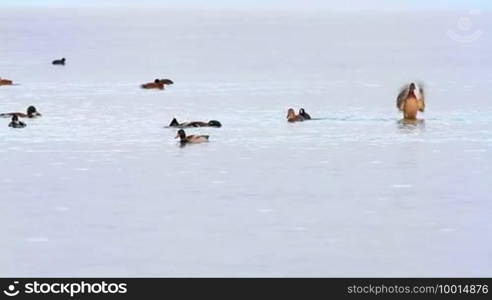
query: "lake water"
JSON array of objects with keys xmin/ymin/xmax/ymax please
[{"xmin": 1, "ymin": 7, "xmax": 491, "ymax": 276}]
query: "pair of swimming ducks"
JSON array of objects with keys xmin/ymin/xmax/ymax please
[
  {"xmin": 1, "ymin": 106, "xmax": 42, "ymax": 128},
  {"xmin": 287, "ymin": 108, "xmax": 311, "ymax": 122},
  {"xmin": 141, "ymin": 78, "xmax": 174, "ymax": 90},
  {"xmin": 169, "ymin": 118, "xmax": 221, "ymax": 144}
]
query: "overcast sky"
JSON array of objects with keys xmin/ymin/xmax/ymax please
[{"xmin": 1, "ymin": 0, "xmax": 488, "ymax": 11}]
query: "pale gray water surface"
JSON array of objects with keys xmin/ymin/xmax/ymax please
[{"xmin": 1, "ymin": 8, "xmax": 491, "ymax": 276}]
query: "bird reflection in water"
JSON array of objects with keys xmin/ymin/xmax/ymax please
[{"xmin": 397, "ymin": 118, "xmax": 425, "ymax": 132}]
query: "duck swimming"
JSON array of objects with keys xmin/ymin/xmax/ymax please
[
  {"xmin": 0, "ymin": 106, "xmax": 42, "ymax": 118},
  {"xmin": 168, "ymin": 118, "xmax": 221, "ymax": 128},
  {"xmin": 0, "ymin": 78, "xmax": 14, "ymax": 86},
  {"xmin": 397, "ymin": 82, "xmax": 425, "ymax": 120},
  {"xmin": 175, "ymin": 129, "xmax": 209, "ymax": 144},
  {"xmin": 298, "ymin": 108, "xmax": 311, "ymax": 120},
  {"xmin": 141, "ymin": 79, "xmax": 165, "ymax": 90},
  {"xmin": 287, "ymin": 108, "xmax": 305, "ymax": 122},
  {"xmin": 52, "ymin": 58, "xmax": 66, "ymax": 65},
  {"xmin": 8, "ymin": 115, "xmax": 26, "ymax": 128}
]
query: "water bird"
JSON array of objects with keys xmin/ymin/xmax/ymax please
[
  {"xmin": 396, "ymin": 82, "xmax": 425, "ymax": 120},
  {"xmin": 175, "ymin": 129, "xmax": 209, "ymax": 144},
  {"xmin": 141, "ymin": 79, "xmax": 165, "ymax": 89},
  {"xmin": 168, "ymin": 118, "xmax": 221, "ymax": 128},
  {"xmin": 298, "ymin": 108, "xmax": 311, "ymax": 120},
  {"xmin": 8, "ymin": 115, "xmax": 26, "ymax": 128},
  {"xmin": 0, "ymin": 78, "xmax": 14, "ymax": 85},
  {"xmin": 0, "ymin": 106, "xmax": 42, "ymax": 118},
  {"xmin": 287, "ymin": 108, "xmax": 305, "ymax": 122},
  {"xmin": 52, "ymin": 58, "xmax": 66, "ymax": 65}
]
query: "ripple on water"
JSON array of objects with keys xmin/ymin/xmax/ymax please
[{"xmin": 392, "ymin": 184, "xmax": 413, "ymax": 188}]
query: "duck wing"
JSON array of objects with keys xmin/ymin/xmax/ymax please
[
  {"xmin": 396, "ymin": 84, "xmax": 409, "ymax": 111},
  {"xmin": 179, "ymin": 121, "xmax": 208, "ymax": 128},
  {"xmin": 0, "ymin": 112, "xmax": 24, "ymax": 118},
  {"xmin": 187, "ymin": 135, "xmax": 209, "ymax": 143},
  {"xmin": 189, "ymin": 121, "xmax": 209, "ymax": 127},
  {"xmin": 417, "ymin": 82, "xmax": 425, "ymax": 112},
  {"xmin": 160, "ymin": 79, "xmax": 174, "ymax": 85}
]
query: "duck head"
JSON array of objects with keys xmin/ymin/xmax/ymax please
[
  {"xmin": 27, "ymin": 106, "xmax": 41, "ymax": 117},
  {"xmin": 299, "ymin": 108, "xmax": 306, "ymax": 115},
  {"xmin": 208, "ymin": 120, "xmax": 222, "ymax": 127},
  {"xmin": 408, "ymin": 83, "xmax": 416, "ymax": 97},
  {"xmin": 11, "ymin": 115, "xmax": 19, "ymax": 122},
  {"xmin": 175, "ymin": 129, "xmax": 186, "ymax": 141},
  {"xmin": 154, "ymin": 79, "xmax": 160, "ymax": 83},
  {"xmin": 287, "ymin": 108, "xmax": 296, "ymax": 119}
]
